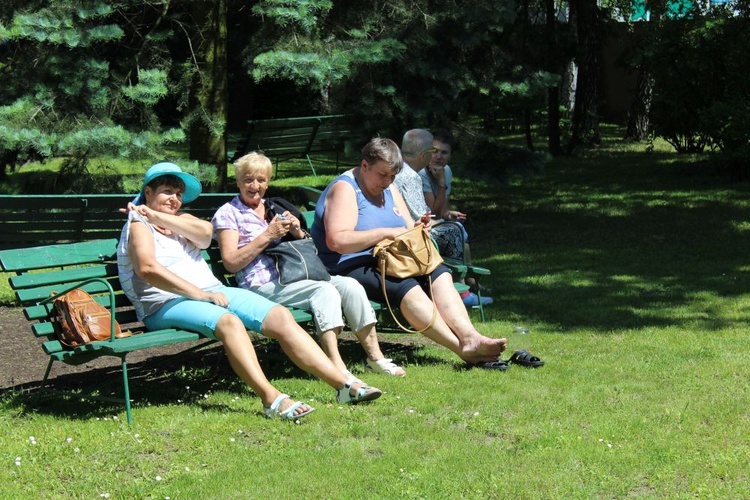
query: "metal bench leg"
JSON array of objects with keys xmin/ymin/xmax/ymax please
[
  {"xmin": 32, "ymin": 358, "xmax": 55, "ymax": 407},
  {"xmin": 121, "ymin": 358, "xmax": 133, "ymax": 425},
  {"xmin": 305, "ymin": 154, "xmax": 317, "ymax": 177},
  {"xmin": 475, "ymin": 289, "xmax": 486, "ymax": 322}
]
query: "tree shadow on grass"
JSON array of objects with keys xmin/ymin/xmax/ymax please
[
  {"xmin": 0, "ymin": 337, "xmax": 443, "ymax": 422},
  {"xmin": 463, "ymin": 150, "xmax": 750, "ymax": 333}
]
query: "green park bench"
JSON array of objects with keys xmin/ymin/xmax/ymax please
[
  {"xmin": 0, "ymin": 192, "xmax": 389, "ymax": 423},
  {"xmin": 230, "ymin": 114, "xmax": 359, "ymax": 177},
  {"xmin": 0, "ymin": 190, "xmax": 490, "ymax": 423},
  {"xmin": 0, "ymin": 236, "xmax": 315, "ymax": 425}
]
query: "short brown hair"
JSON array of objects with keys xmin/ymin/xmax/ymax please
[{"xmin": 361, "ymin": 137, "xmax": 403, "ymax": 173}]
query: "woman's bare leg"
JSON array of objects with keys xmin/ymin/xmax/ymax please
[
  {"xmin": 260, "ymin": 306, "xmax": 380, "ymax": 398},
  {"xmin": 399, "ymin": 276, "xmax": 506, "ymax": 364},
  {"xmin": 353, "ymin": 323, "xmax": 406, "ymax": 376},
  {"xmin": 431, "ymin": 273, "xmax": 506, "ymax": 362},
  {"xmin": 213, "ymin": 313, "xmax": 310, "ymax": 416},
  {"xmin": 317, "ymin": 327, "xmax": 348, "ymax": 372},
  {"xmin": 352, "ymin": 324, "xmax": 383, "ymax": 360}
]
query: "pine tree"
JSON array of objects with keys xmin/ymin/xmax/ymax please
[{"xmin": 0, "ymin": 1, "xmax": 186, "ymax": 184}]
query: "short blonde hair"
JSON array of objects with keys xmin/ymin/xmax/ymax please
[{"xmin": 233, "ymin": 152, "xmax": 273, "ymax": 180}]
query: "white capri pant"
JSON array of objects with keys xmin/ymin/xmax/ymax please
[{"xmin": 251, "ymin": 275, "xmax": 377, "ymax": 335}]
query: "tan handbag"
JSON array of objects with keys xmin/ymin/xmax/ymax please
[
  {"xmin": 52, "ymin": 288, "xmax": 130, "ymax": 348},
  {"xmin": 372, "ymin": 226, "xmax": 443, "ymax": 333}
]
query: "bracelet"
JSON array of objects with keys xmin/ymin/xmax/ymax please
[{"xmin": 438, "ymin": 184, "xmax": 447, "ymax": 189}]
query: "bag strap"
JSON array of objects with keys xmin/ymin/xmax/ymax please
[{"xmin": 378, "ymin": 253, "xmax": 438, "ymax": 334}]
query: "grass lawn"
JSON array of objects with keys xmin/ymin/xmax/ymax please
[{"xmin": 2, "ymin": 131, "xmax": 749, "ymax": 498}]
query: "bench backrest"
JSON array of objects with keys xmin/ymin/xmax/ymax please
[
  {"xmin": 231, "ymin": 114, "xmax": 355, "ymax": 164},
  {"xmin": 298, "ymin": 185, "xmax": 324, "ymax": 209},
  {"xmin": 0, "ymin": 193, "xmax": 237, "ymax": 250}
]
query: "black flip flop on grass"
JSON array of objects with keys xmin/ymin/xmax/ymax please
[{"xmin": 508, "ymin": 349, "xmax": 545, "ymax": 368}]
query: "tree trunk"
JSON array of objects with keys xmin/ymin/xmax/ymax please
[
  {"xmin": 568, "ymin": 0, "xmax": 602, "ymax": 153},
  {"xmin": 524, "ymin": 108, "xmax": 534, "ymax": 151},
  {"xmin": 624, "ymin": 66, "xmax": 653, "ymax": 141},
  {"xmin": 545, "ymin": 0, "xmax": 564, "ymax": 156},
  {"xmin": 188, "ymin": 0, "xmax": 229, "ymax": 191}
]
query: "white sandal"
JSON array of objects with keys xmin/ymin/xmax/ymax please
[
  {"xmin": 365, "ymin": 358, "xmax": 406, "ymax": 377},
  {"xmin": 264, "ymin": 394, "xmax": 315, "ymax": 421},
  {"xmin": 341, "ymin": 369, "xmax": 363, "ymax": 384},
  {"xmin": 336, "ymin": 378, "xmax": 382, "ymax": 404}
]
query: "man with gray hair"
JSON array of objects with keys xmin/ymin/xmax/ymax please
[{"xmin": 394, "ymin": 129, "xmax": 492, "ymax": 307}]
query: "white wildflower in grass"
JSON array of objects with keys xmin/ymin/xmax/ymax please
[
  {"xmin": 99, "ymin": 493, "xmax": 110, "ymax": 498},
  {"xmin": 155, "ymin": 475, "xmax": 163, "ymax": 482},
  {"xmin": 237, "ymin": 429, "xmax": 244, "ymax": 434},
  {"xmin": 134, "ymin": 434, "xmax": 140, "ymax": 439},
  {"xmin": 408, "ymin": 409, "xmax": 415, "ymax": 413},
  {"xmin": 229, "ymin": 437, "xmax": 236, "ymax": 442},
  {"xmin": 607, "ymin": 443, "xmax": 613, "ymax": 448},
  {"xmin": 112, "ymin": 416, "xmax": 119, "ymax": 421},
  {"xmin": 74, "ymin": 447, "xmax": 80, "ymax": 453},
  {"xmin": 14, "ymin": 457, "xmax": 21, "ymax": 466},
  {"xmin": 66, "ymin": 437, "xmax": 73, "ymax": 444},
  {"xmin": 184, "ymin": 467, "xmax": 190, "ymax": 472},
  {"xmin": 473, "ymin": 412, "xmax": 480, "ymax": 416}
]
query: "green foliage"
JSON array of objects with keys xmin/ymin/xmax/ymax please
[
  {"xmin": 122, "ymin": 69, "xmax": 169, "ymax": 106},
  {"xmin": 245, "ymin": 0, "xmax": 521, "ymax": 132},
  {"xmin": 0, "ymin": 0, "xmax": 190, "ymax": 181},
  {"xmin": 251, "ymin": 0, "xmax": 333, "ymax": 32},
  {"xmin": 649, "ymin": 16, "xmax": 750, "ymax": 156}
]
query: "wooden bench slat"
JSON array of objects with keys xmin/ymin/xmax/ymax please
[
  {"xmin": 43, "ymin": 329, "xmax": 204, "ymax": 360},
  {"xmin": 0, "ymin": 239, "xmax": 117, "ymax": 271},
  {"xmin": 16, "ymin": 280, "xmax": 116, "ymax": 304},
  {"xmin": 10, "ymin": 264, "xmax": 112, "ymax": 289}
]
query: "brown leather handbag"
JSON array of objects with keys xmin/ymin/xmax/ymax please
[
  {"xmin": 372, "ymin": 226, "xmax": 443, "ymax": 333},
  {"xmin": 52, "ymin": 288, "xmax": 130, "ymax": 348}
]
